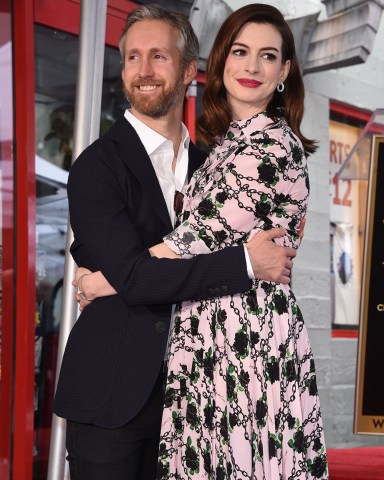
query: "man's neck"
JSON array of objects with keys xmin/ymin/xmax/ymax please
[{"xmin": 130, "ymin": 107, "xmax": 183, "ymax": 152}]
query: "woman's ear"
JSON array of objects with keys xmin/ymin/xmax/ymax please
[{"xmin": 280, "ymin": 59, "xmax": 291, "ymax": 83}]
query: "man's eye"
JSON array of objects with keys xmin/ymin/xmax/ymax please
[
  {"xmin": 127, "ymin": 54, "xmax": 139, "ymax": 62},
  {"xmin": 153, "ymin": 54, "xmax": 166, "ymax": 61},
  {"xmin": 232, "ymin": 49, "xmax": 246, "ymax": 56}
]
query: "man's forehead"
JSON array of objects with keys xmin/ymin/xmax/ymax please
[
  {"xmin": 124, "ymin": 20, "xmax": 180, "ymax": 54},
  {"xmin": 126, "ymin": 19, "xmax": 177, "ymax": 38},
  {"xmin": 125, "ymin": 45, "xmax": 173, "ymax": 55}
]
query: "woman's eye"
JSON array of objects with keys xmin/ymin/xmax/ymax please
[{"xmin": 262, "ymin": 53, "xmax": 277, "ymax": 62}]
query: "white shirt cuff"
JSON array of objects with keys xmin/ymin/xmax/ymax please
[{"xmin": 243, "ymin": 245, "xmax": 255, "ymax": 280}]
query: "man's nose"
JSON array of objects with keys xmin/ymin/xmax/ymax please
[{"xmin": 138, "ymin": 58, "xmax": 154, "ymax": 77}]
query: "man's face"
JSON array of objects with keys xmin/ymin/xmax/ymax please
[{"xmin": 122, "ymin": 19, "xmax": 188, "ymax": 119}]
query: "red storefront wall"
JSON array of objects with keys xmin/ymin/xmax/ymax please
[{"xmin": 1, "ymin": 1, "xmax": 198, "ymax": 478}]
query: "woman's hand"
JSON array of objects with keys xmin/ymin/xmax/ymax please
[{"xmin": 149, "ymin": 242, "xmax": 180, "ymax": 259}]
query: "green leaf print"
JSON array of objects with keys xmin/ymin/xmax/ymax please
[
  {"xmin": 227, "ymin": 131, "xmax": 235, "ymax": 140},
  {"xmin": 228, "ymin": 364, "xmax": 235, "ymax": 374}
]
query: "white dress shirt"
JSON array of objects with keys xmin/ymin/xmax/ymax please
[{"xmin": 125, "ymin": 110, "xmax": 189, "ymax": 226}]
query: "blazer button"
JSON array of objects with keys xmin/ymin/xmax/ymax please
[{"xmin": 155, "ymin": 322, "xmax": 166, "ymax": 333}]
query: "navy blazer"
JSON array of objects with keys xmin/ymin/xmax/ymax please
[{"xmin": 53, "ymin": 116, "xmax": 250, "ymax": 427}]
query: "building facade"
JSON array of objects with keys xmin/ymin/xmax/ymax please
[
  {"xmin": 0, "ymin": 0, "xmax": 383, "ymax": 478},
  {"xmin": 302, "ymin": 7, "xmax": 384, "ymax": 447}
]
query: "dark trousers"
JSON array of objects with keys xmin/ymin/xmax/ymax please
[{"xmin": 66, "ymin": 370, "xmax": 165, "ymax": 480}]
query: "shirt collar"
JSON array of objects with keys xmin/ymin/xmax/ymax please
[{"xmin": 124, "ymin": 109, "xmax": 190, "ymax": 156}]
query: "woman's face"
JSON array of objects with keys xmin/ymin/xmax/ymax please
[{"xmin": 223, "ymin": 22, "xmax": 290, "ymax": 120}]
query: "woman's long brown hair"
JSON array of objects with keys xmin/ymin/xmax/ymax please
[{"xmin": 197, "ymin": 3, "xmax": 317, "ymax": 156}]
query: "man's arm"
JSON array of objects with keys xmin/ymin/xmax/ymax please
[
  {"xmin": 149, "ymin": 228, "xmax": 295, "ymax": 284},
  {"xmin": 75, "ymin": 229, "xmax": 295, "ymax": 306}
]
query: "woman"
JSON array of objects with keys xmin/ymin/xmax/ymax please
[
  {"xmin": 76, "ymin": 4, "xmax": 328, "ymax": 478},
  {"xmin": 155, "ymin": 4, "xmax": 327, "ymax": 478}
]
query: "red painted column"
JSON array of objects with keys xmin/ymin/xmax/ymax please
[
  {"xmin": 184, "ymin": 81, "xmax": 197, "ymax": 143},
  {"xmin": 13, "ymin": 0, "xmax": 36, "ymax": 477},
  {"xmin": 0, "ymin": 3, "xmax": 15, "ymax": 478}
]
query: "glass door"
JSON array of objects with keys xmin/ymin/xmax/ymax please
[{"xmin": 33, "ymin": 23, "xmax": 128, "ymax": 479}]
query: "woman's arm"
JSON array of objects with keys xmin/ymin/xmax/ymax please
[
  {"xmin": 148, "ymin": 243, "xmax": 180, "ymax": 259},
  {"xmin": 163, "ymin": 129, "xmax": 308, "ymax": 259}
]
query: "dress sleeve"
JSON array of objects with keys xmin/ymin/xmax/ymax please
[{"xmin": 164, "ymin": 128, "xmax": 309, "ymax": 258}]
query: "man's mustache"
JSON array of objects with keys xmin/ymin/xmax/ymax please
[{"xmin": 132, "ymin": 80, "xmax": 165, "ymax": 87}]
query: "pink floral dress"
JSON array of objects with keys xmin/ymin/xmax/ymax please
[{"xmin": 157, "ymin": 112, "xmax": 328, "ymax": 479}]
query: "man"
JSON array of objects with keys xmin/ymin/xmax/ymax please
[{"xmin": 53, "ymin": 5, "xmax": 296, "ymax": 480}]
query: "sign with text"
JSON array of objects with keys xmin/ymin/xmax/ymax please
[
  {"xmin": 329, "ymin": 121, "xmax": 363, "ymax": 326},
  {"xmin": 354, "ymin": 136, "xmax": 384, "ymax": 434}
]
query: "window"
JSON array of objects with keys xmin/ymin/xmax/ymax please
[{"xmin": 329, "ymin": 102, "xmax": 370, "ymax": 335}]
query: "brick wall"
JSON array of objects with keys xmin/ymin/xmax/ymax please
[{"xmin": 300, "ymin": 14, "xmax": 384, "ymax": 448}]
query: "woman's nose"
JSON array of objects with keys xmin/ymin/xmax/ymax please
[{"xmin": 245, "ymin": 56, "xmax": 259, "ymax": 74}]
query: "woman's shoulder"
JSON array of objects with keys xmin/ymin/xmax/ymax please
[
  {"xmin": 262, "ymin": 116, "xmax": 296, "ymax": 139},
  {"xmin": 236, "ymin": 115, "xmax": 305, "ymax": 169},
  {"xmin": 239, "ymin": 113, "xmax": 288, "ymax": 141},
  {"xmin": 261, "ymin": 117, "xmax": 304, "ymax": 156}
]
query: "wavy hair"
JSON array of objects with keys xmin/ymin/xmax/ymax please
[{"xmin": 197, "ymin": 3, "xmax": 317, "ymax": 156}]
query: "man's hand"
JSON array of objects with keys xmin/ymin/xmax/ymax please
[
  {"xmin": 246, "ymin": 228, "xmax": 296, "ymax": 284},
  {"xmin": 298, "ymin": 217, "xmax": 306, "ymax": 241}
]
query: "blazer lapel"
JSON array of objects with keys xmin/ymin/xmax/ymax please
[{"xmin": 109, "ymin": 117, "xmax": 172, "ymax": 230}]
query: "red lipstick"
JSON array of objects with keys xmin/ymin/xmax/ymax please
[{"xmin": 237, "ymin": 78, "xmax": 262, "ymax": 88}]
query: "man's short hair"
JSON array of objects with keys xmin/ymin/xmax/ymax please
[{"xmin": 119, "ymin": 3, "xmax": 199, "ymax": 70}]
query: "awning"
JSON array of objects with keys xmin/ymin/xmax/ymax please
[{"xmin": 338, "ymin": 109, "xmax": 384, "ymax": 180}]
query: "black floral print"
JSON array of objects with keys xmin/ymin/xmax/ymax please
[{"xmin": 157, "ymin": 112, "xmax": 327, "ymax": 479}]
